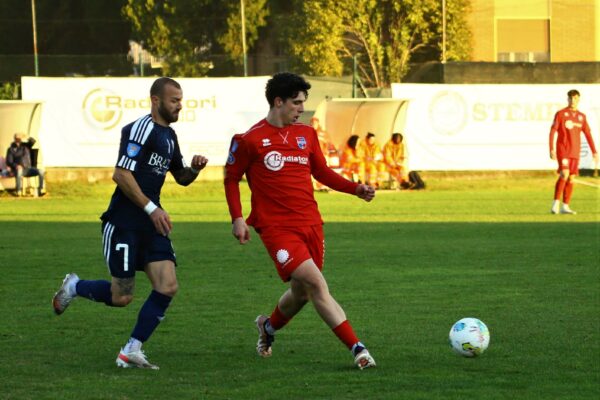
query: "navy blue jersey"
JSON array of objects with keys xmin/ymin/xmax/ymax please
[{"xmin": 101, "ymin": 114, "xmax": 185, "ymax": 230}]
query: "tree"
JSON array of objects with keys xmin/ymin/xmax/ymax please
[
  {"xmin": 285, "ymin": 0, "xmax": 472, "ymax": 87},
  {"xmin": 219, "ymin": 1, "xmax": 269, "ymax": 64},
  {"xmin": 0, "ymin": 0, "xmax": 130, "ymax": 55},
  {"xmin": 122, "ymin": 0, "xmax": 268, "ymax": 76}
]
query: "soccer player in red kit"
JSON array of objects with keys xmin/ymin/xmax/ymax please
[
  {"xmin": 549, "ymin": 89, "xmax": 598, "ymax": 214},
  {"xmin": 224, "ymin": 72, "xmax": 377, "ymax": 369}
]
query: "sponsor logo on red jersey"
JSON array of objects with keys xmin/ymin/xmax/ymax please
[{"xmin": 263, "ymin": 151, "xmax": 308, "ymax": 171}]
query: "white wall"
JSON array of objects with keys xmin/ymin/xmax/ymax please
[{"xmin": 392, "ymin": 83, "xmax": 600, "ymax": 170}]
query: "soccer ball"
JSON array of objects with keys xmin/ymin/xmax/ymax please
[{"xmin": 449, "ymin": 317, "xmax": 490, "ymax": 357}]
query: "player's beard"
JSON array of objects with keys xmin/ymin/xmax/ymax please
[{"xmin": 158, "ymin": 101, "xmax": 179, "ymax": 124}]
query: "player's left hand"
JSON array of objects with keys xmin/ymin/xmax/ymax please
[
  {"xmin": 356, "ymin": 184, "xmax": 375, "ymax": 202},
  {"xmin": 149, "ymin": 207, "xmax": 173, "ymax": 236},
  {"xmin": 191, "ymin": 155, "xmax": 209, "ymax": 172}
]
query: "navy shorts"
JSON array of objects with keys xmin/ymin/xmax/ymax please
[{"xmin": 101, "ymin": 221, "xmax": 176, "ymax": 278}]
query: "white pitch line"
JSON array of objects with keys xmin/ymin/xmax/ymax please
[{"xmin": 572, "ymin": 178, "xmax": 600, "ymax": 188}]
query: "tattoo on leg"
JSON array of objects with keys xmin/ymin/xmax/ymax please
[{"xmin": 116, "ymin": 278, "xmax": 135, "ymax": 296}]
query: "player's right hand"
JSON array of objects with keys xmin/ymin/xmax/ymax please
[
  {"xmin": 356, "ymin": 184, "xmax": 376, "ymax": 202},
  {"xmin": 150, "ymin": 207, "xmax": 173, "ymax": 236},
  {"xmin": 550, "ymin": 150, "xmax": 557, "ymax": 160},
  {"xmin": 232, "ymin": 217, "xmax": 250, "ymax": 244}
]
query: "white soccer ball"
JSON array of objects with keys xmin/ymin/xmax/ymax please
[{"xmin": 449, "ymin": 317, "xmax": 490, "ymax": 357}]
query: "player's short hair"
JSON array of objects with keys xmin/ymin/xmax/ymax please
[
  {"xmin": 392, "ymin": 133, "xmax": 403, "ymax": 142},
  {"xmin": 347, "ymin": 134, "xmax": 359, "ymax": 149},
  {"xmin": 265, "ymin": 72, "xmax": 311, "ymax": 108},
  {"xmin": 150, "ymin": 77, "xmax": 181, "ymax": 98},
  {"xmin": 366, "ymin": 132, "xmax": 375, "ymax": 139},
  {"xmin": 567, "ymin": 89, "xmax": 580, "ymax": 98}
]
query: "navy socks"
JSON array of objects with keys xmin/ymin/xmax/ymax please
[
  {"xmin": 75, "ymin": 280, "xmax": 113, "ymax": 306},
  {"xmin": 75, "ymin": 282, "xmax": 172, "ymax": 344},
  {"xmin": 131, "ymin": 290, "xmax": 172, "ymax": 343}
]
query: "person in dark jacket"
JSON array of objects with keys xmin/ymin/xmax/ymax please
[{"xmin": 5, "ymin": 132, "xmax": 45, "ymax": 196}]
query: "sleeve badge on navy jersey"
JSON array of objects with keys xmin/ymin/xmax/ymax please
[
  {"xmin": 296, "ymin": 136, "xmax": 307, "ymax": 149},
  {"xmin": 227, "ymin": 139, "xmax": 238, "ymax": 164},
  {"xmin": 127, "ymin": 143, "xmax": 142, "ymax": 157}
]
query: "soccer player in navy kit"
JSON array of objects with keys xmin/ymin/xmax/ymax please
[{"xmin": 52, "ymin": 77, "xmax": 208, "ymax": 369}]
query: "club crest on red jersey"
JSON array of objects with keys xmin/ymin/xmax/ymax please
[{"xmin": 296, "ymin": 136, "xmax": 307, "ymax": 149}]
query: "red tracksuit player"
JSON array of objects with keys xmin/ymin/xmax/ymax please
[
  {"xmin": 549, "ymin": 89, "xmax": 598, "ymax": 214},
  {"xmin": 224, "ymin": 72, "xmax": 377, "ymax": 369}
]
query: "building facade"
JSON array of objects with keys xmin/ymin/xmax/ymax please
[{"xmin": 468, "ymin": 0, "xmax": 600, "ymax": 62}]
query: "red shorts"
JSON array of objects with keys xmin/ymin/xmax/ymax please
[
  {"xmin": 557, "ymin": 157, "xmax": 579, "ymax": 175},
  {"xmin": 257, "ymin": 224, "xmax": 325, "ymax": 282}
]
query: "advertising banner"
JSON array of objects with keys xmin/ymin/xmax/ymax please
[
  {"xmin": 391, "ymin": 84, "xmax": 600, "ymax": 170},
  {"xmin": 22, "ymin": 76, "xmax": 270, "ymax": 167}
]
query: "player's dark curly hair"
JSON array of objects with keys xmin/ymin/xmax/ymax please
[
  {"xmin": 347, "ymin": 134, "xmax": 359, "ymax": 149},
  {"xmin": 150, "ymin": 77, "xmax": 181, "ymax": 97},
  {"xmin": 567, "ymin": 89, "xmax": 580, "ymax": 98},
  {"xmin": 265, "ymin": 72, "xmax": 311, "ymax": 108},
  {"xmin": 392, "ymin": 133, "xmax": 403, "ymax": 143}
]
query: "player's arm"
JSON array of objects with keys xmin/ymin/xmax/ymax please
[
  {"xmin": 224, "ymin": 134, "xmax": 250, "ymax": 244},
  {"xmin": 383, "ymin": 144, "xmax": 395, "ymax": 167},
  {"xmin": 581, "ymin": 116, "xmax": 599, "ymax": 163},
  {"xmin": 112, "ymin": 167, "xmax": 172, "ymax": 235},
  {"xmin": 168, "ymin": 137, "xmax": 209, "ymax": 186},
  {"xmin": 549, "ymin": 112, "xmax": 560, "ymax": 160},
  {"xmin": 310, "ymin": 132, "xmax": 375, "ymax": 202},
  {"xmin": 172, "ymin": 155, "xmax": 209, "ymax": 186},
  {"xmin": 5, "ymin": 149, "xmax": 14, "ymax": 171}
]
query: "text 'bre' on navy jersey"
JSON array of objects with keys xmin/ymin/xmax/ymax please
[{"xmin": 101, "ymin": 114, "xmax": 185, "ymax": 230}]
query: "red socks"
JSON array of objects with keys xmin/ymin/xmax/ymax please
[
  {"xmin": 563, "ymin": 179, "xmax": 574, "ymax": 204},
  {"xmin": 269, "ymin": 311, "xmax": 361, "ymax": 351},
  {"xmin": 554, "ymin": 177, "xmax": 567, "ymax": 201},
  {"xmin": 332, "ymin": 320, "xmax": 360, "ymax": 350},
  {"xmin": 269, "ymin": 306, "xmax": 291, "ymax": 330}
]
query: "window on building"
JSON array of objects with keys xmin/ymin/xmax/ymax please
[{"xmin": 497, "ymin": 19, "xmax": 550, "ymax": 62}]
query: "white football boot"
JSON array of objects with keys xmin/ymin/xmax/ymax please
[
  {"xmin": 354, "ymin": 349, "xmax": 376, "ymax": 370},
  {"xmin": 560, "ymin": 204, "xmax": 577, "ymax": 214},
  {"xmin": 255, "ymin": 315, "xmax": 274, "ymax": 357},
  {"xmin": 52, "ymin": 273, "xmax": 79, "ymax": 315},
  {"xmin": 116, "ymin": 349, "xmax": 159, "ymax": 370}
]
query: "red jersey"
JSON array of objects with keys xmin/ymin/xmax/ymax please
[
  {"xmin": 549, "ymin": 107, "xmax": 597, "ymax": 159},
  {"xmin": 224, "ymin": 119, "xmax": 358, "ymax": 229}
]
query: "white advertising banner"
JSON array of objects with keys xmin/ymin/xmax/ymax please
[
  {"xmin": 22, "ymin": 76, "xmax": 270, "ymax": 167},
  {"xmin": 391, "ymin": 83, "xmax": 600, "ymax": 170}
]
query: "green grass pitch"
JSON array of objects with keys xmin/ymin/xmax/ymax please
[{"xmin": 0, "ymin": 172, "xmax": 598, "ymax": 399}]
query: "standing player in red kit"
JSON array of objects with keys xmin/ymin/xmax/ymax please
[
  {"xmin": 224, "ymin": 72, "xmax": 377, "ymax": 369},
  {"xmin": 549, "ymin": 89, "xmax": 598, "ymax": 214}
]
